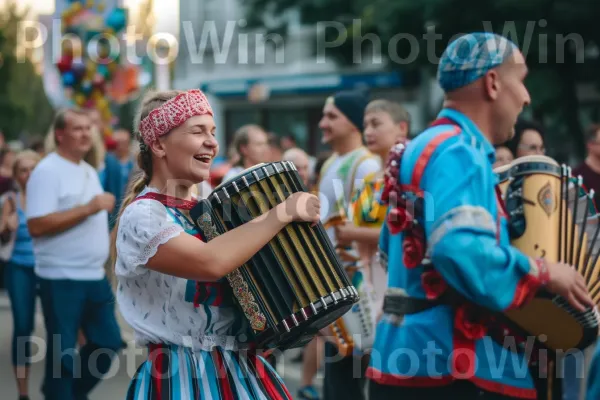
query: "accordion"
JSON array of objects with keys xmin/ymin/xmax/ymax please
[{"xmin": 496, "ymin": 155, "xmax": 600, "ymax": 353}]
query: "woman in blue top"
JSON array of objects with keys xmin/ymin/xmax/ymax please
[{"xmin": 0, "ymin": 150, "xmax": 41, "ymax": 400}]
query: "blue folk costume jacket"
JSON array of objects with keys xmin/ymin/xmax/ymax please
[{"xmin": 366, "ymin": 108, "xmax": 549, "ymax": 399}]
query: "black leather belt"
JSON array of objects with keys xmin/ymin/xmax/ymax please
[
  {"xmin": 383, "ymin": 290, "xmax": 530, "ymax": 355},
  {"xmin": 382, "ymin": 289, "xmax": 461, "ymax": 316},
  {"xmin": 383, "ymin": 293, "xmax": 440, "ymax": 315}
]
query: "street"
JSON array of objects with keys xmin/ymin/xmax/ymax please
[{"xmin": 0, "ymin": 293, "xmax": 322, "ymax": 400}]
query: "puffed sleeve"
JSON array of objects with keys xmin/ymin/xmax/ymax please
[
  {"xmin": 421, "ymin": 139, "xmax": 548, "ymax": 312},
  {"xmin": 115, "ymin": 199, "xmax": 184, "ymax": 277}
]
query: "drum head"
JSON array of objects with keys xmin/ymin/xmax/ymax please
[
  {"xmin": 494, "ymin": 163, "xmax": 511, "ymax": 182},
  {"xmin": 214, "ymin": 163, "xmax": 269, "ymax": 191},
  {"xmin": 509, "ymin": 154, "xmax": 561, "ymax": 178}
]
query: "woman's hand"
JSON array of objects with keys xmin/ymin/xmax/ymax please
[{"xmin": 278, "ymin": 192, "xmax": 320, "ymax": 225}]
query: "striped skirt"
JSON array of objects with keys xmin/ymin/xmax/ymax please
[{"xmin": 126, "ymin": 344, "xmax": 292, "ymax": 400}]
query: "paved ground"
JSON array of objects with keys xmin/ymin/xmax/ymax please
[{"xmin": 0, "ymin": 292, "xmax": 323, "ymax": 399}]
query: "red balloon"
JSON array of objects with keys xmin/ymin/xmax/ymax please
[{"xmin": 56, "ymin": 55, "xmax": 73, "ymax": 74}]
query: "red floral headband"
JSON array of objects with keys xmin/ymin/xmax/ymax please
[{"xmin": 138, "ymin": 89, "xmax": 214, "ymax": 145}]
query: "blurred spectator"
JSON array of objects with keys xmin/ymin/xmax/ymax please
[
  {"xmin": 280, "ymin": 134, "xmax": 297, "ymax": 151},
  {"xmin": 282, "ymin": 148, "xmax": 311, "ymax": 187},
  {"xmin": 506, "ymin": 119, "xmax": 546, "ymax": 158},
  {"xmin": 28, "ymin": 138, "xmax": 46, "ymax": 158},
  {"xmin": 267, "ymin": 133, "xmax": 283, "ymax": 162},
  {"xmin": 0, "ymin": 150, "xmax": 41, "ymax": 400},
  {"xmin": 223, "ymin": 124, "xmax": 269, "ymax": 181},
  {"xmin": 574, "ymin": 123, "xmax": 600, "ymax": 204},
  {"xmin": 0, "ymin": 149, "xmax": 15, "ymax": 195},
  {"xmin": 44, "ymin": 119, "xmax": 107, "ymax": 172},
  {"xmin": 310, "ymin": 151, "xmax": 332, "ymax": 193},
  {"xmin": 0, "ymin": 148, "xmax": 16, "ymax": 178},
  {"xmin": 104, "ymin": 128, "xmax": 134, "ymax": 228},
  {"xmin": 26, "ymin": 107, "xmax": 123, "ymax": 399},
  {"xmin": 493, "ymin": 144, "xmax": 514, "ymax": 169}
]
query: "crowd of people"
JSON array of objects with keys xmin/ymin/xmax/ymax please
[{"xmin": 2, "ymin": 30, "xmax": 600, "ymax": 400}]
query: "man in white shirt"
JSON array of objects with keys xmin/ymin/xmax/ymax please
[{"xmin": 26, "ymin": 108, "xmax": 123, "ymax": 400}]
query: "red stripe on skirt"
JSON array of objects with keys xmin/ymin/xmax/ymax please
[
  {"xmin": 250, "ymin": 354, "xmax": 291, "ymax": 400},
  {"xmin": 148, "ymin": 344, "xmax": 165, "ymax": 400},
  {"xmin": 213, "ymin": 350, "xmax": 234, "ymax": 400}
]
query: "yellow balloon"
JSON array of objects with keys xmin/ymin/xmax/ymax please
[
  {"xmin": 75, "ymin": 94, "xmax": 86, "ymax": 106},
  {"xmin": 86, "ymin": 0, "xmax": 94, "ymax": 8},
  {"xmin": 97, "ymin": 2, "xmax": 105, "ymax": 12},
  {"xmin": 71, "ymin": 3, "xmax": 82, "ymax": 13}
]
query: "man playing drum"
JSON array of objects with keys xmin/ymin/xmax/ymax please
[{"xmin": 366, "ymin": 32, "xmax": 594, "ymax": 400}]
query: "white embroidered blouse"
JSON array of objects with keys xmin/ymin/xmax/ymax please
[{"xmin": 115, "ymin": 187, "xmax": 250, "ymax": 351}]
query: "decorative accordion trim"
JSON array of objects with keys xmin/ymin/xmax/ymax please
[
  {"xmin": 197, "ymin": 211, "xmax": 267, "ymax": 332},
  {"xmin": 139, "ymin": 89, "xmax": 214, "ymax": 145},
  {"xmin": 227, "ymin": 270, "xmax": 267, "ymax": 331},
  {"xmin": 197, "ymin": 213, "xmax": 219, "ymax": 240}
]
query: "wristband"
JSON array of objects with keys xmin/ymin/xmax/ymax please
[{"xmin": 535, "ymin": 258, "xmax": 550, "ymax": 286}]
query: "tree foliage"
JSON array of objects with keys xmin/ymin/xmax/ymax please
[
  {"xmin": 0, "ymin": 1, "xmax": 54, "ymax": 141},
  {"xmin": 242, "ymin": 0, "xmax": 600, "ymax": 160}
]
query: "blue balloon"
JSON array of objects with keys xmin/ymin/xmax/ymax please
[
  {"xmin": 62, "ymin": 71, "xmax": 76, "ymax": 86},
  {"xmin": 81, "ymin": 80, "xmax": 93, "ymax": 94},
  {"xmin": 72, "ymin": 59, "xmax": 86, "ymax": 77},
  {"xmin": 106, "ymin": 8, "xmax": 127, "ymax": 32}
]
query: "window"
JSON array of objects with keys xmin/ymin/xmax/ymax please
[
  {"xmin": 225, "ymin": 109, "xmax": 262, "ymax": 146},
  {"xmin": 266, "ymin": 109, "xmax": 309, "ymax": 150}
]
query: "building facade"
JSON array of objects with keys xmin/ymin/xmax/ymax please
[{"xmin": 172, "ymin": 0, "xmax": 427, "ymax": 157}]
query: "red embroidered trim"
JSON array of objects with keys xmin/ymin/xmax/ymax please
[
  {"xmin": 365, "ymin": 368, "xmax": 537, "ymax": 399},
  {"xmin": 507, "ymin": 260, "xmax": 547, "ymax": 310},
  {"xmin": 470, "ymin": 376, "xmax": 537, "ymax": 399},
  {"xmin": 134, "ymin": 192, "xmax": 198, "ymax": 210}
]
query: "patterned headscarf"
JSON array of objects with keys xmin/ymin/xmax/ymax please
[
  {"xmin": 139, "ymin": 89, "xmax": 213, "ymax": 145},
  {"xmin": 437, "ymin": 32, "xmax": 518, "ymax": 92}
]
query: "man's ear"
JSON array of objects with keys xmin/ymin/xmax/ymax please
[
  {"xmin": 54, "ymin": 129, "xmax": 63, "ymax": 145},
  {"xmin": 397, "ymin": 121, "xmax": 409, "ymax": 137},
  {"xmin": 484, "ymin": 70, "xmax": 501, "ymax": 101}
]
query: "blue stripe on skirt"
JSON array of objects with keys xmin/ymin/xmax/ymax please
[{"xmin": 126, "ymin": 344, "xmax": 292, "ymax": 400}]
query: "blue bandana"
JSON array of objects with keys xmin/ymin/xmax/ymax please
[{"xmin": 437, "ymin": 32, "xmax": 518, "ymax": 92}]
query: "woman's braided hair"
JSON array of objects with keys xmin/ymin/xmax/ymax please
[{"xmin": 109, "ymin": 89, "xmax": 184, "ymax": 271}]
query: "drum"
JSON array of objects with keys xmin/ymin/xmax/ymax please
[
  {"xmin": 190, "ymin": 161, "xmax": 359, "ymax": 350},
  {"xmin": 494, "ymin": 163, "xmax": 512, "ymax": 200},
  {"xmin": 501, "ymin": 155, "xmax": 600, "ymax": 353}
]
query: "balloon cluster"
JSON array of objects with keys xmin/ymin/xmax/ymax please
[{"xmin": 56, "ymin": 0, "xmax": 128, "ymax": 136}]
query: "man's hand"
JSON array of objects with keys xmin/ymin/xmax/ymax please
[
  {"xmin": 88, "ymin": 193, "xmax": 116, "ymax": 214},
  {"xmin": 546, "ymin": 261, "xmax": 595, "ymax": 312}
]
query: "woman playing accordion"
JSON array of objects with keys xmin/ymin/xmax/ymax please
[{"xmin": 112, "ymin": 89, "xmax": 320, "ymax": 399}]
